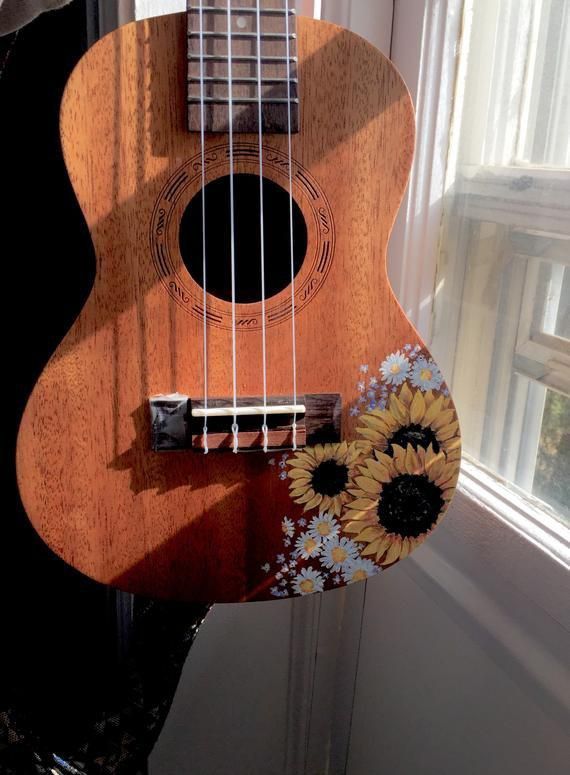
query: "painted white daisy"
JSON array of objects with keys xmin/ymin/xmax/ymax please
[
  {"xmin": 289, "ymin": 559, "xmax": 297, "ymax": 567},
  {"xmin": 298, "ymin": 518, "xmax": 307, "ymax": 527},
  {"xmin": 276, "ymin": 553, "xmax": 286, "ymax": 564},
  {"xmin": 261, "ymin": 563, "xmax": 271, "ymax": 573},
  {"xmin": 369, "ymin": 376, "xmax": 379, "ymax": 387},
  {"xmin": 341, "ymin": 558, "xmax": 380, "ymax": 584},
  {"xmin": 270, "ymin": 586, "xmax": 281, "ymax": 596},
  {"xmin": 379, "ymin": 350, "xmax": 410, "ymax": 386},
  {"xmin": 410, "ymin": 356, "xmax": 443, "ymax": 391},
  {"xmin": 281, "ymin": 517, "xmax": 295, "ymax": 538},
  {"xmin": 292, "ymin": 567, "xmax": 325, "ymax": 596},
  {"xmin": 280, "ymin": 565, "xmax": 289, "ymax": 575},
  {"xmin": 320, "ymin": 536, "xmax": 360, "ymax": 572},
  {"xmin": 358, "ymin": 380, "xmax": 366, "ymax": 392},
  {"xmin": 307, "ymin": 513, "xmax": 340, "ymax": 542},
  {"xmin": 284, "ymin": 537, "xmax": 292, "ymax": 547},
  {"xmin": 333, "ymin": 574, "xmax": 342, "ymax": 585},
  {"xmin": 360, "ymin": 364, "xmax": 369, "ymax": 373},
  {"xmin": 293, "ymin": 531, "xmax": 322, "ymax": 559}
]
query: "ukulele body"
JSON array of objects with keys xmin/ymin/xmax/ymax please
[{"xmin": 16, "ymin": 14, "xmax": 461, "ymax": 602}]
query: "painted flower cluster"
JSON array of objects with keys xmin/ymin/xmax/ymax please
[
  {"xmin": 264, "ymin": 344, "xmax": 461, "ymax": 599},
  {"xmin": 350, "ymin": 344, "xmax": 448, "ymax": 417},
  {"xmin": 262, "ymin": 512, "xmax": 380, "ymax": 598}
]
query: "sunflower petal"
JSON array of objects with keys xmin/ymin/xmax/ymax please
[
  {"xmin": 426, "ymin": 452, "xmax": 446, "ymax": 481},
  {"xmin": 409, "ymin": 390, "xmax": 427, "ymax": 424},
  {"xmin": 294, "ymin": 489, "xmax": 316, "ymax": 504},
  {"xmin": 374, "ymin": 536, "xmax": 392, "ymax": 561},
  {"xmin": 354, "ymin": 475, "xmax": 382, "ymax": 495},
  {"xmin": 389, "ymin": 393, "xmax": 410, "ymax": 425},
  {"xmin": 343, "ymin": 521, "xmax": 368, "ymax": 534},
  {"xmin": 289, "ymin": 468, "xmax": 313, "ymax": 480},
  {"xmin": 346, "ymin": 442, "xmax": 366, "ymax": 464},
  {"xmin": 391, "ymin": 444, "xmax": 407, "ymax": 472},
  {"xmin": 437, "ymin": 421, "xmax": 460, "ymax": 441},
  {"xmin": 345, "ymin": 497, "xmax": 378, "ymax": 511},
  {"xmin": 303, "ymin": 493, "xmax": 323, "ymax": 511},
  {"xmin": 355, "ymin": 526, "xmax": 382, "ymax": 542},
  {"xmin": 423, "ymin": 395, "xmax": 445, "ymax": 426},
  {"xmin": 359, "ymin": 413, "xmax": 393, "ymax": 435},
  {"xmin": 361, "ymin": 538, "xmax": 383, "ymax": 556},
  {"xmin": 289, "ymin": 486, "xmax": 311, "ymax": 498},
  {"xmin": 382, "ymin": 540, "xmax": 403, "ymax": 565},
  {"xmin": 313, "ymin": 444, "xmax": 325, "ymax": 463},
  {"xmin": 399, "ymin": 382, "xmax": 414, "ymax": 407},
  {"xmin": 405, "ymin": 444, "xmax": 421, "ymax": 474},
  {"xmin": 430, "ymin": 409, "xmax": 456, "ymax": 432},
  {"xmin": 356, "ymin": 427, "xmax": 385, "ymax": 444},
  {"xmin": 289, "ymin": 475, "xmax": 311, "ymax": 487},
  {"xmin": 365, "ymin": 458, "xmax": 392, "ymax": 483},
  {"xmin": 399, "ymin": 538, "xmax": 411, "ymax": 560},
  {"xmin": 288, "ymin": 460, "xmax": 315, "ymax": 473}
]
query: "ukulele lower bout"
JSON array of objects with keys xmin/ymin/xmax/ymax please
[{"xmin": 15, "ymin": 12, "xmax": 461, "ymax": 602}]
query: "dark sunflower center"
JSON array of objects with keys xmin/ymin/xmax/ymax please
[
  {"xmin": 311, "ymin": 460, "xmax": 349, "ymax": 497},
  {"xmin": 387, "ymin": 424, "xmax": 440, "ymax": 455},
  {"xmin": 378, "ymin": 473, "xmax": 443, "ymax": 538}
]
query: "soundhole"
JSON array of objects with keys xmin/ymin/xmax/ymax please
[{"xmin": 179, "ymin": 174, "xmax": 308, "ymax": 304}]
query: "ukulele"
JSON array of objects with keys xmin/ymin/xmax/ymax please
[{"xmin": 16, "ymin": 1, "xmax": 461, "ymax": 602}]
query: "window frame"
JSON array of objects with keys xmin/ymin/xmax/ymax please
[{"xmin": 388, "ymin": 0, "xmax": 570, "ymax": 607}]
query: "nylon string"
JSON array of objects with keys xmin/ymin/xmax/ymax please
[
  {"xmin": 227, "ymin": 0, "xmax": 239, "ymax": 453},
  {"xmin": 256, "ymin": 0, "xmax": 269, "ymax": 453},
  {"xmin": 285, "ymin": 0, "xmax": 298, "ymax": 451},
  {"xmin": 198, "ymin": 0, "xmax": 209, "ymax": 454}
]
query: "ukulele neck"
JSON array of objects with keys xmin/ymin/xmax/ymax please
[{"xmin": 186, "ymin": 1, "xmax": 299, "ymax": 133}]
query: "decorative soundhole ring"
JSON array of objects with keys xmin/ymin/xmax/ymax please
[{"xmin": 150, "ymin": 143, "xmax": 335, "ymax": 330}]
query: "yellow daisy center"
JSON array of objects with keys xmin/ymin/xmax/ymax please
[
  {"xmin": 352, "ymin": 569, "xmax": 368, "ymax": 582},
  {"xmin": 331, "ymin": 546, "xmax": 348, "ymax": 563},
  {"xmin": 420, "ymin": 368, "xmax": 433, "ymax": 381},
  {"xmin": 304, "ymin": 538, "xmax": 318, "ymax": 554},
  {"xmin": 390, "ymin": 363, "xmax": 401, "ymax": 374},
  {"xmin": 300, "ymin": 579, "xmax": 314, "ymax": 594},
  {"xmin": 316, "ymin": 523, "xmax": 332, "ymax": 536}
]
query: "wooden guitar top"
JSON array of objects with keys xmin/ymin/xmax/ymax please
[{"xmin": 16, "ymin": 13, "xmax": 461, "ymax": 602}]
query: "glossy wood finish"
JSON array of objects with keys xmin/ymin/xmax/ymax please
[{"xmin": 17, "ymin": 13, "xmax": 425, "ymax": 602}]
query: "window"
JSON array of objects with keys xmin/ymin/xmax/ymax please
[{"xmin": 432, "ymin": 0, "xmax": 570, "ymax": 524}]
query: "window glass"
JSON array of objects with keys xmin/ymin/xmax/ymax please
[{"xmin": 433, "ymin": 0, "xmax": 570, "ymax": 523}]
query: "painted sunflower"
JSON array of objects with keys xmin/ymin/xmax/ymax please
[
  {"xmin": 287, "ymin": 441, "xmax": 362, "ymax": 516},
  {"xmin": 357, "ymin": 383, "xmax": 461, "ymax": 460},
  {"xmin": 342, "ymin": 443, "xmax": 459, "ymax": 565}
]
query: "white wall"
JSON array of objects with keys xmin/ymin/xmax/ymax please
[{"xmin": 346, "ymin": 505, "xmax": 570, "ymax": 774}]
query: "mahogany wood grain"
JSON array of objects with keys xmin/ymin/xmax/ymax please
[{"xmin": 15, "ymin": 13, "xmax": 450, "ymax": 603}]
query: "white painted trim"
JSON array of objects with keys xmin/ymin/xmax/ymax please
[{"xmin": 458, "ymin": 456, "xmax": 570, "ymax": 581}]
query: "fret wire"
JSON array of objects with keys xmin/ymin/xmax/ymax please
[
  {"xmin": 188, "ymin": 6, "xmax": 296, "ymax": 14},
  {"xmin": 188, "ymin": 54, "xmax": 297, "ymax": 62},
  {"xmin": 188, "ymin": 31, "xmax": 296, "ymax": 40},
  {"xmin": 188, "ymin": 76, "xmax": 298, "ymax": 84},
  {"xmin": 188, "ymin": 97, "xmax": 299, "ymax": 104}
]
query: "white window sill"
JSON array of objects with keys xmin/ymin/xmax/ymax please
[{"xmin": 408, "ymin": 454, "xmax": 570, "ymax": 632}]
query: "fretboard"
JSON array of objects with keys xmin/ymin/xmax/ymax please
[{"xmin": 187, "ymin": 0, "xmax": 299, "ymax": 133}]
